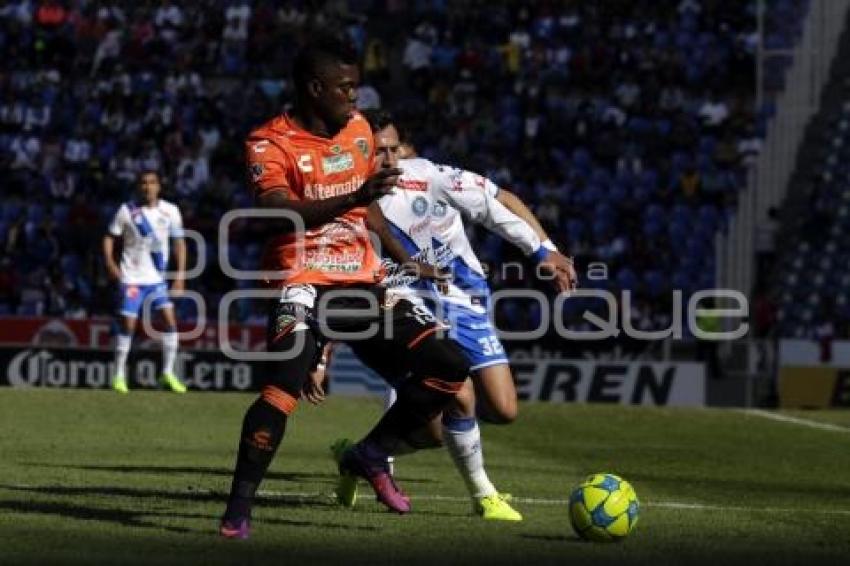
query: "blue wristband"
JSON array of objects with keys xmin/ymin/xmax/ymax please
[{"xmin": 531, "ymin": 245, "xmax": 550, "ymax": 264}]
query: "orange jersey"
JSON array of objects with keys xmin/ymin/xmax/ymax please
[{"xmin": 246, "ymin": 112, "xmax": 384, "ymax": 287}]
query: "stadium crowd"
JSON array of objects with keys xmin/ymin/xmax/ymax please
[{"xmin": 0, "ymin": 0, "xmax": 806, "ymax": 340}]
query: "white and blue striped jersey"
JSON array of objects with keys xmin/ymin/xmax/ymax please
[
  {"xmin": 107, "ymin": 199, "xmax": 184, "ymax": 285},
  {"xmin": 378, "ymin": 157, "xmax": 541, "ymax": 314}
]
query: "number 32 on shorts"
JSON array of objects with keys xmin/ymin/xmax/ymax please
[{"xmin": 478, "ymin": 336, "xmax": 504, "ymax": 356}]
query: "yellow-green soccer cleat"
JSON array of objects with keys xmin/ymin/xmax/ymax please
[
  {"xmin": 473, "ymin": 493, "xmax": 523, "ymax": 522},
  {"xmin": 160, "ymin": 373, "xmax": 188, "ymax": 393},
  {"xmin": 112, "ymin": 375, "xmax": 129, "ymax": 394},
  {"xmin": 330, "ymin": 438, "xmax": 358, "ymax": 507}
]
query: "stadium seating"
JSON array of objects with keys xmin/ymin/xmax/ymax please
[
  {"xmin": 0, "ymin": 0, "xmax": 807, "ymax": 336},
  {"xmin": 774, "ymin": 100, "xmax": 850, "ymax": 337}
]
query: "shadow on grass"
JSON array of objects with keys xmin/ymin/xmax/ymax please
[
  {"xmin": 402, "ymin": 509, "xmax": 472, "ymax": 519},
  {"xmin": 520, "ymin": 533, "xmax": 585, "ymax": 544},
  {"xmin": 24, "ymin": 463, "xmax": 438, "ymax": 486},
  {"xmin": 0, "ymin": 484, "xmax": 339, "ymax": 510},
  {"xmin": 0, "ymin": 499, "xmax": 199, "ymax": 534},
  {"xmin": 23, "ymin": 463, "xmax": 339, "ymax": 485},
  {"xmin": 0, "ymin": 499, "xmax": 380, "ymax": 534},
  {"xmin": 163, "ymin": 510, "xmax": 381, "ymax": 532}
]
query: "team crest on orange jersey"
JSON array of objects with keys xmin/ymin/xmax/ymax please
[{"xmin": 354, "ymin": 137, "xmax": 369, "ymax": 159}]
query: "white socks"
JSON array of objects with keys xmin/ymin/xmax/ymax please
[
  {"xmin": 115, "ymin": 334, "xmax": 132, "ymax": 378},
  {"xmin": 114, "ymin": 330, "xmax": 179, "ymax": 382},
  {"xmin": 442, "ymin": 416, "xmax": 497, "ymax": 499},
  {"xmin": 162, "ymin": 331, "xmax": 178, "ymax": 375},
  {"xmin": 384, "ymin": 385, "xmax": 398, "ymax": 472}
]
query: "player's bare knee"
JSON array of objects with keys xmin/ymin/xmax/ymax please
[
  {"xmin": 495, "ymin": 406, "xmax": 518, "ymax": 424},
  {"xmin": 479, "ymin": 402, "xmax": 517, "ymax": 425}
]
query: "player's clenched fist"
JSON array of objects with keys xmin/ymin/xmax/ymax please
[
  {"xmin": 302, "ymin": 364, "xmax": 327, "ymax": 405},
  {"xmin": 540, "ymin": 251, "xmax": 578, "ymax": 293}
]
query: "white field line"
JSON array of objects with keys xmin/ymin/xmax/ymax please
[
  {"xmin": 4, "ymin": 484, "xmax": 849, "ymax": 517},
  {"xmin": 740, "ymin": 409, "xmax": 850, "ymax": 433},
  {"xmin": 255, "ymin": 490, "xmax": 850, "ymax": 517}
]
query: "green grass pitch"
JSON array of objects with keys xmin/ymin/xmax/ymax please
[{"xmin": 1, "ymin": 390, "xmax": 849, "ymax": 565}]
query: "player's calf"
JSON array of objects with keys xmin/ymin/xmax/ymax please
[
  {"xmin": 345, "ymin": 334, "xmax": 469, "ymax": 509},
  {"xmin": 472, "ymin": 364, "xmax": 518, "ymax": 425},
  {"xmin": 221, "ymin": 321, "xmax": 319, "ymax": 528},
  {"xmin": 221, "ymin": 389, "xmax": 291, "ymax": 523}
]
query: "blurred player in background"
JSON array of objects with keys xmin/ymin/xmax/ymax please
[
  {"xmin": 102, "ymin": 170, "xmax": 187, "ymax": 394},
  {"xmin": 219, "ymin": 32, "xmax": 474, "ymax": 539},
  {"xmin": 309, "ymin": 110, "xmax": 576, "ymax": 521}
]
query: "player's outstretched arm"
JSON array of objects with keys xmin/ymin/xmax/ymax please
[
  {"xmin": 433, "ymin": 166, "xmax": 576, "ymax": 291},
  {"xmin": 496, "ymin": 188, "xmax": 551, "ymax": 243},
  {"xmin": 258, "ymin": 168, "xmax": 403, "ymax": 230},
  {"xmin": 474, "ymin": 194, "xmax": 576, "ymax": 292},
  {"xmin": 102, "ymin": 235, "xmax": 121, "ymax": 281},
  {"xmin": 429, "ymin": 165, "xmax": 542, "ymax": 255},
  {"xmin": 496, "ymin": 188, "xmax": 577, "ymax": 292}
]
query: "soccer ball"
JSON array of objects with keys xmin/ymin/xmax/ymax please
[{"xmin": 569, "ymin": 473, "xmax": 640, "ymax": 542}]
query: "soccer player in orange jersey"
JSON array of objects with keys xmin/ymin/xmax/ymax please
[{"xmin": 219, "ymin": 32, "xmax": 472, "ymax": 539}]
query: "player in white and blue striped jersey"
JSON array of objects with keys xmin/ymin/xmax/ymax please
[
  {"xmin": 321, "ymin": 110, "xmax": 575, "ymax": 521},
  {"xmin": 102, "ymin": 170, "xmax": 188, "ymax": 394}
]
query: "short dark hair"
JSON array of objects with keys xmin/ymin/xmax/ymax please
[
  {"xmin": 138, "ymin": 169, "xmax": 161, "ymax": 182},
  {"xmin": 292, "ymin": 31, "xmax": 359, "ymax": 91},
  {"xmin": 361, "ymin": 108, "xmax": 395, "ymax": 133}
]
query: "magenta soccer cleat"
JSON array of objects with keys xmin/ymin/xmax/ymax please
[
  {"xmin": 219, "ymin": 517, "xmax": 251, "ymax": 540},
  {"xmin": 339, "ymin": 445, "xmax": 411, "ymax": 514}
]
